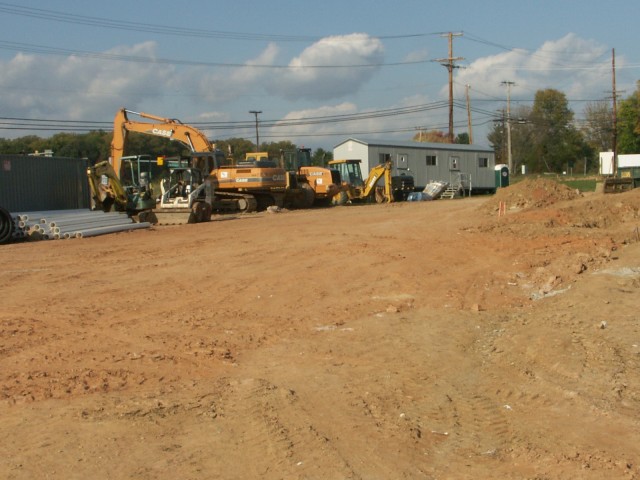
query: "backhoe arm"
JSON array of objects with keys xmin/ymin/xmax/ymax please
[
  {"xmin": 87, "ymin": 161, "xmax": 129, "ymax": 212},
  {"xmin": 362, "ymin": 161, "xmax": 393, "ymax": 202}
]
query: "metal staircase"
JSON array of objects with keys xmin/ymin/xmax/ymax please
[
  {"xmin": 440, "ymin": 172, "xmax": 472, "ymax": 199},
  {"xmin": 440, "ymin": 184, "xmax": 461, "ymax": 199}
]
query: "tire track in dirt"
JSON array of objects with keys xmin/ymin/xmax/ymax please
[{"xmin": 211, "ymin": 377, "xmax": 358, "ymax": 479}]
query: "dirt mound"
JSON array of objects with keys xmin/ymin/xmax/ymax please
[
  {"xmin": 558, "ymin": 189, "xmax": 640, "ymax": 231},
  {"xmin": 480, "ymin": 177, "xmax": 582, "ymax": 214}
]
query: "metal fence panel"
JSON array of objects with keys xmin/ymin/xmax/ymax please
[{"xmin": 0, "ymin": 155, "xmax": 89, "ymax": 212}]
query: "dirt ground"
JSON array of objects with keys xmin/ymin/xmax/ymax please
[{"xmin": 1, "ymin": 178, "xmax": 640, "ymax": 479}]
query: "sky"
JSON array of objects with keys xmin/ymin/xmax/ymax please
[{"xmin": 0, "ymin": 0, "xmax": 638, "ymax": 152}]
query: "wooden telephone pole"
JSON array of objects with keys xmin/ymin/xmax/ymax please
[
  {"xmin": 501, "ymin": 81, "xmax": 516, "ymax": 174},
  {"xmin": 611, "ymin": 48, "xmax": 618, "ymax": 177},
  {"xmin": 466, "ymin": 84, "xmax": 473, "ymax": 144},
  {"xmin": 436, "ymin": 32, "xmax": 464, "ymax": 143}
]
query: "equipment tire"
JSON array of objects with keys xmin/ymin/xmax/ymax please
[
  {"xmin": 300, "ymin": 183, "xmax": 315, "ymax": 209},
  {"xmin": 332, "ymin": 191, "xmax": 349, "ymax": 206}
]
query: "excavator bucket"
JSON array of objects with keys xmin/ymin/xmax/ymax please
[{"xmin": 151, "ymin": 202, "xmax": 212, "ymax": 225}]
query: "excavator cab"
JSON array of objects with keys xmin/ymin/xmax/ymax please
[
  {"xmin": 190, "ymin": 150, "xmax": 226, "ymax": 174},
  {"xmin": 118, "ymin": 155, "xmax": 158, "ymax": 212}
]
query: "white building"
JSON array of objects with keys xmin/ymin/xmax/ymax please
[{"xmin": 333, "ymin": 138, "xmax": 498, "ymax": 193}]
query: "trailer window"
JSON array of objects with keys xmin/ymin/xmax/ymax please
[
  {"xmin": 479, "ymin": 157, "xmax": 488, "ymax": 168},
  {"xmin": 426, "ymin": 155, "xmax": 437, "ymax": 166},
  {"xmin": 379, "ymin": 153, "xmax": 391, "ymax": 165},
  {"xmin": 450, "ymin": 157, "xmax": 459, "ymax": 170}
]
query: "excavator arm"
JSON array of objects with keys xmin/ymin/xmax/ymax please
[{"xmin": 110, "ymin": 108, "xmax": 215, "ymax": 176}]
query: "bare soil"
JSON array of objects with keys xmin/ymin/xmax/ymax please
[{"xmin": 2, "ymin": 178, "xmax": 640, "ymax": 479}]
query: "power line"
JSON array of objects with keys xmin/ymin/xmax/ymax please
[
  {"xmin": 0, "ymin": 100, "xmax": 453, "ymax": 133},
  {"xmin": 0, "ymin": 39, "xmax": 431, "ymax": 69},
  {"xmin": 0, "ymin": 2, "xmax": 440, "ymax": 42}
]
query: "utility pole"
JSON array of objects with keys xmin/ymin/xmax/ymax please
[
  {"xmin": 465, "ymin": 84, "xmax": 473, "ymax": 144},
  {"xmin": 501, "ymin": 81, "xmax": 515, "ymax": 174},
  {"xmin": 611, "ymin": 48, "xmax": 618, "ymax": 177},
  {"xmin": 436, "ymin": 32, "xmax": 464, "ymax": 143},
  {"xmin": 249, "ymin": 110, "xmax": 262, "ymax": 152}
]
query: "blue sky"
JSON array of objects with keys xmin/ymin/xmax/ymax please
[{"xmin": 0, "ymin": 0, "xmax": 638, "ymax": 151}]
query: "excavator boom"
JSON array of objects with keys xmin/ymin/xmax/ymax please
[{"xmin": 111, "ymin": 108, "xmax": 214, "ymax": 175}]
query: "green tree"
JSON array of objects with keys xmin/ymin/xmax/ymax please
[
  {"xmin": 455, "ymin": 132, "xmax": 470, "ymax": 144},
  {"xmin": 582, "ymin": 100, "xmax": 613, "ymax": 153},
  {"xmin": 312, "ymin": 148, "xmax": 332, "ymax": 166},
  {"xmin": 528, "ymin": 89, "xmax": 589, "ymax": 173},
  {"xmin": 617, "ymin": 80, "xmax": 640, "ymax": 154},
  {"xmin": 488, "ymin": 105, "xmax": 533, "ymax": 170},
  {"xmin": 215, "ymin": 137, "xmax": 255, "ymax": 163},
  {"xmin": 263, "ymin": 140, "xmax": 296, "ymax": 161},
  {"xmin": 487, "ymin": 113, "xmax": 507, "ymax": 165}
]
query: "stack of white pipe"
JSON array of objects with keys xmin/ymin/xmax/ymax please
[{"xmin": 10, "ymin": 209, "xmax": 151, "ymax": 241}]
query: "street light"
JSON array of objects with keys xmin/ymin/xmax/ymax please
[{"xmin": 249, "ymin": 110, "xmax": 262, "ymax": 152}]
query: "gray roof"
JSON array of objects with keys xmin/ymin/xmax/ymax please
[{"xmin": 333, "ymin": 137, "xmax": 494, "ymax": 153}]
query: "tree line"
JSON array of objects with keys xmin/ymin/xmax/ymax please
[
  {"xmin": 1, "ymin": 81, "xmax": 638, "ymax": 174},
  {"xmin": 486, "ymin": 82, "xmax": 640, "ymax": 174},
  {"xmin": 412, "ymin": 81, "xmax": 640, "ymax": 174},
  {"xmin": 0, "ymin": 133, "xmax": 333, "ymax": 167}
]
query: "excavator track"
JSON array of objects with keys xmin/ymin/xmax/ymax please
[{"xmin": 212, "ymin": 193, "xmax": 259, "ymax": 213}]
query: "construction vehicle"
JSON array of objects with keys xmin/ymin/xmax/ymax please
[
  {"xmin": 87, "ymin": 160, "xmax": 156, "ymax": 222},
  {"xmin": 87, "ymin": 157, "xmax": 213, "ymax": 224},
  {"xmin": 601, "ymin": 152, "xmax": 640, "ymax": 193},
  {"xmin": 111, "ymin": 108, "xmax": 287, "ymax": 212},
  {"xmin": 603, "ymin": 164, "xmax": 638, "ymax": 193},
  {"xmin": 279, "ymin": 148, "xmax": 341, "ymax": 207},
  {"xmin": 328, "ymin": 159, "xmax": 414, "ymax": 204},
  {"xmin": 603, "ymin": 176, "xmax": 634, "ymax": 193}
]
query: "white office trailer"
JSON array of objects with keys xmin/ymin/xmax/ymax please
[{"xmin": 333, "ymin": 138, "xmax": 499, "ymax": 194}]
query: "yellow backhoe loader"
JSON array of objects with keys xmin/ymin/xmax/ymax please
[
  {"xmin": 329, "ymin": 159, "xmax": 415, "ymax": 204},
  {"xmin": 328, "ymin": 159, "xmax": 394, "ymax": 204}
]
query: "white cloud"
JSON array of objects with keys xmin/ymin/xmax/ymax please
[
  {"xmin": 189, "ymin": 43, "xmax": 281, "ymax": 105},
  {"xmin": 266, "ymin": 102, "xmax": 358, "ymax": 143},
  {"xmin": 454, "ymin": 34, "xmax": 611, "ymax": 101},
  {"xmin": 404, "ymin": 48, "xmax": 430, "ymax": 63},
  {"xmin": 267, "ymin": 34, "xmax": 385, "ymax": 101},
  {"xmin": 0, "ymin": 42, "xmax": 174, "ymax": 120},
  {"xmin": 189, "ymin": 35, "xmax": 385, "ymax": 106}
]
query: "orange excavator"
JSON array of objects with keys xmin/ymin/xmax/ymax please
[{"xmin": 111, "ymin": 108, "xmax": 288, "ymax": 212}]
